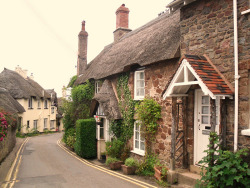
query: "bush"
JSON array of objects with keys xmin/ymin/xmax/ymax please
[
  {"xmin": 105, "ymin": 139, "xmax": 124, "ymax": 159},
  {"xmin": 125, "ymin": 157, "xmax": 137, "ymax": 167},
  {"xmin": 196, "ymin": 132, "xmax": 250, "ymax": 187},
  {"xmin": 63, "ymin": 127, "xmax": 75, "ymax": 143},
  {"xmin": 66, "ymin": 135, "xmax": 76, "ymax": 150},
  {"xmin": 136, "ymin": 154, "xmax": 158, "ymax": 176},
  {"xmin": 74, "ymin": 118, "xmax": 96, "ymax": 159},
  {"xmin": 106, "ymin": 157, "xmax": 119, "ymax": 166}
]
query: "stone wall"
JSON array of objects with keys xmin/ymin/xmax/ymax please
[
  {"xmin": 180, "ymin": 0, "xmax": 250, "ymax": 151},
  {"xmin": 0, "ymin": 126, "xmax": 17, "ymax": 164}
]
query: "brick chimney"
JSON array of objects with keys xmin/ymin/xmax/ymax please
[
  {"xmin": 113, "ymin": 4, "xmax": 131, "ymax": 42},
  {"xmin": 77, "ymin": 20, "xmax": 88, "ymax": 76}
]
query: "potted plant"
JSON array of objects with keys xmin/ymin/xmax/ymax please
[
  {"xmin": 106, "ymin": 157, "xmax": 123, "ymax": 170},
  {"xmin": 154, "ymin": 163, "xmax": 168, "ymax": 181},
  {"xmin": 122, "ymin": 157, "xmax": 137, "ymax": 175}
]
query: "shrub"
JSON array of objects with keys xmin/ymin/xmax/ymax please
[
  {"xmin": 66, "ymin": 135, "xmax": 76, "ymax": 150},
  {"xmin": 106, "ymin": 157, "xmax": 119, "ymax": 166},
  {"xmin": 196, "ymin": 132, "xmax": 250, "ymax": 187},
  {"xmin": 125, "ymin": 157, "xmax": 137, "ymax": 167},
  {"xmin": 105, "ymin": 139, "xmax": 124, "ymax": 159},
  {"xmin": 136, "ymin": 154, "xmax": 158, "ymax": 176},
  {"xmin": 63, "ymin": 127, "xmax": 75, "ymax": 143},
  {"xmin": 74, "ymin": 118, "xmax": 96, "ymax": 159}
]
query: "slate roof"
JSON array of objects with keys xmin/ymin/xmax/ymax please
[{"xmin": 75, "ymin": 10, "xmax": 180, "ymax": 85}]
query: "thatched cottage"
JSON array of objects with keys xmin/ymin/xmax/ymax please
[
  {"xmin": 0, "ymin": 67, "xmax": 59, "ymax": 133},
  {"xmin": 75, "ymin": 0, "xmax": 250, "ymax": 174}
]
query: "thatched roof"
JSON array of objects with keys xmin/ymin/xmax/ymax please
[
  {"xmin": 0, "ymin": 68, "xmax": 50, "ymax": 99},
  {"xmin": 46, "ymin": 89, "xmax": 58, "ymax": 106},
  {"xmin": 0, "ymin": 88, "xmax": 25, "ymax": 113},
  {"xmin": 75, "ymin": 10, "xmax": 180, "ymax": 85},
  {"xmin": 93, "ymin": 80, "xmax": 121, "ymax": 119}
]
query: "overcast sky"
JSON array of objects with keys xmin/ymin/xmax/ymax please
[{"xmin": 0, "ymin": 0, "xmax": 171, "ymax": 97}]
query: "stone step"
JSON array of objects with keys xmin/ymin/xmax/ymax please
[{"xmin": 177, "ymin": 172, "xmax": 201, "ymax": 187}]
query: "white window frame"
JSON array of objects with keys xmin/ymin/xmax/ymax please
[
  {"xmin": 95, "ymin": 81, "xmax": 102, "ymax": 94},
  {"xmin": 132, "ymin": 121, "xmax": 145, "ymax": 156},
  {"xmin": 96, "ymin": 105, "xmax": 105, "ymax": 116},
  {"xmin": 44, "ymin": 118, "xmax": 48, "ymax": 129},
  {"xmin": 33, "ymin": 120, "xmax": 38, "ymax": 130},
  {"xmin": 28, "ymin": 97, "xmax": 33, "ymax": 109},
  {"xmin": 134, "ymin": 70, "xmax": 145, "ymax": 100}
]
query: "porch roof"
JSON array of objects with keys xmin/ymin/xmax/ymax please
[{"xmin": 163, "ymin": 55, "xmax": 234, "ymax": 99}]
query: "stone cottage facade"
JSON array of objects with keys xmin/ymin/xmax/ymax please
[{"xmin": 75, "ymin": 1, "xmax": 250, "ymax": 170}]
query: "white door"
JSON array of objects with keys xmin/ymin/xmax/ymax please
[{"xmin": 194, "ymin": 90, "xmax": 220, "ymax": 165}]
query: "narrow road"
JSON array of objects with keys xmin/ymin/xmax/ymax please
[{"xmin": 12, "ymin": 133, "xmax": 152, "ymax": 188}]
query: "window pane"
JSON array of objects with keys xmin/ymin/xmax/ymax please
[
  {"xmin": 140, "ymin": 72, "xmax": 144, "ymax": 79},
  {"xmin": 202, "ymin": 96, "xmax": 209, "ymax": 105},
  {"xmin": 136, "ymin": 88, "xmax": 140, "ymax": 96},
  {"xmin": 140, "ymin": 88, "xmax": 144, "ymax": 96},
  {"xmin": 100, "ymin": 127, "xmax": 104, "ymax": 139},
  {"xmin": 135, "ymin": 131, "xmax": 139, "ymax": 140},
  {"xmin": 135, "ymin": 140, "xmax": 139, "ymax": 149},
  {"xmin": 140, "ymin": 141, "xmax": 145, "ymax": 151},
  {"xmin": 136, "ymin": 72, "xmax": 140, "ymax": 79},
  {"xmin": 202, "ymin": 106, "xmax": 209, "ymax": 114},
  {"xmin": 202, "ymin": 116, "xmax": 209, "ymax": 124},
  {"xmin": 139, "ymin": 80, "xmax": 144, "ymax": 87},
  {"xmin": 136, "ymin": 123, "xmax": 139, "ymax": 130}
]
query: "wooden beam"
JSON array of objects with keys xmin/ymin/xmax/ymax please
[
  {"xmin": 182, "ymin": 96, "xmax": 188, "ymax": 168},
  {"xmin": 173, "ymin": 81, "xmax": 199, "ymax": 86}
]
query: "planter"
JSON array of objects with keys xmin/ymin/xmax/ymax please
[
  {"xmin": 121, "ymin": 165, "xmax": 136, "ymax": 175},
  {"xmin": 154, "ymin": 166, "xmax": 168, "ymax": 181},
  {"xmin": 109, "ymin": 161, "xmax": 123, "ymax": 170}
]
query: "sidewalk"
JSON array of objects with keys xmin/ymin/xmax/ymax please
[{"xmin": 0, "ymin": 138, "xmax": 26, "ymax": 184}]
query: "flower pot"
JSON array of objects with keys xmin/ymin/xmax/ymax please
[
  {"xmin": 109, "ymin": 161, "xmax": 123, "ymax": 170},
  {"xmin": 154, "ymin": 166, "xmax": 167, "ymax": 181},
  {"xmin": 121, "ymin": 165, "xmax": 136, "ymax": 175}
]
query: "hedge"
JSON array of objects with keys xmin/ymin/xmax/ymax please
[{"xmin": 74, "ymin": 118, "xmax": 96, "ymax": 158}]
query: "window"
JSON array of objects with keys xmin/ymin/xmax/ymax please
[
  {"xmin": 50, "ymin": 120, "xmax": 55, "ymax": 129},
  {"xmin": 134, "ymin": 70, "xmax": 145, "ymax": 100},
  {"xmin": 95, "ymin": 81, "xmax": 102, "ymax": 94},
  {"xmin": 28, "ymin": 97, "xmax": 33, "ymax": 109},
  {"xmin": 27, "ymin": 120, "xmax": 30, "ymax": 128},
  {"xmin": 132, "ymin": 121, "xmax": 145, "ymax": 156},
  {"xmin": 33, "ymin": 120, "xmax": 38, "ymax": 130},
  {"xmin": 51, "ymin": 107, "xmax": 54, "ymax": 114},
  {"xmin": 37, "ymin": 100, "xmax": 41, "ymax": 109},
  {"xmin": 44, "ymin": 118, "xmax": 48, "ymax": 129},
  {"xmin": 96, "ymin": 118, "xmax": 104, "ymax": 140},
  {"xmin": 44, "ymin": 100, "xmax": 48, "ymax": 109},
  {"xmin": 96, "ymin": 105, "xmax": 105, "ymax": 116}
]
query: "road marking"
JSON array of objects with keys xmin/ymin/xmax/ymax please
[
  {"xmin": 2, "ymin": 137, "xmax": 30, "ymax": 188},
  {"xmin": 57, "ymin": 139, "xmax": 157, "ymax": 188}
]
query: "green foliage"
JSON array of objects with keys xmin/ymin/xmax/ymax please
[
  {"xmin": 16, "ymin": 132, "xmax": 25, "ymax": 138},
  {"xmin": 66, "ymin": 135, "xmax": 76, "ymax": 150},
  {"xmin": 105, "ymin": 139, "xmax": 125, "ymax": 159},
  {"xmin": 109, "ymin": 120, "xmax": 123, "ymax": 139},
  {"xmin": 117, "ymin": 72, "xmax": 135, "ymax": 142},
  {"xmin": 67, "ymin": 75, "xmax": 77, "ymax": 88},
  {"xmin": 63, "ymin": 127, "xmax": 75, "ymax": 143},
  {"xmin": 74, "ymin": 118, "xmax": 96, "ymax": 159},
  {"xmin": 62, "ymin": 80, "xmax": 94, "ymax": 131},
  {"xmin": 120, "ymin": 145, "xmax": 131, "ymax": 162},
  {"xmin": 136, "ymin": 98, "xmax": 161, "ymax": 152},
  {"xmin": 105, "ymin": 157, "xmax": 119, "ymax": 166},
  {"xmin": 125, "ymin": 157, "xmax": 137, "ymax": 167},
  {"xmin": 136, "ymin": 154, "xmax": 158, "ymax": 176},
  {"xmin": 196, "ymin": 132, "xmax": 250, "ymax": 188}
]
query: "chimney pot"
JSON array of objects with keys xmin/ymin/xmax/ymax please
[
  {"xmin": 116, "ymin": 4, "xmax": 130, "ymax": 29},
  {"xmin": 82, "ymin": 21, "xmax": 86, "ymax": 31}
]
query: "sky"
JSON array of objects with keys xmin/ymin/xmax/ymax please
[{"xmin": 0, "ymin": 0, "xmax": 171, "ymax": 97}]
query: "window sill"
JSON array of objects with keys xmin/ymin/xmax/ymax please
[
  {"xmin": 28, "ymin": 108, "xmax": 33, "ymax": 110},
  {"xmin": 134, "ymin": 97, "xmax": 145, "ymax": 101},
  {"xmin": 131, "ymin": 150, "xmax": 145, "ymax": 156},
  {"xmin": 241, "ymin": 129, "xmax": 250, "ymax": 136},
  {"xmin": 44, "ymin": 108, "xmax": 48, "ymax": 109}
]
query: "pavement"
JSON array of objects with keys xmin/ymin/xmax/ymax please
[{"xmin": 0, "ymin": 133, "xmax": 161, "ymax": 188}]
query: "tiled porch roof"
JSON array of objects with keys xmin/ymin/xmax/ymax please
[{"xmin": 184, "ymin": 55, "xmax": 234, "ymax": 95}]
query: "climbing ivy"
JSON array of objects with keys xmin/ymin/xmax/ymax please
[{"xmin": 117, "ymin": 72, "xmax": 136, "ymax": 142}]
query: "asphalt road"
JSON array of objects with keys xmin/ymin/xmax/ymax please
[{"xmin": 13, "ymin": 133, "xmax": 149, "ymax": 188}]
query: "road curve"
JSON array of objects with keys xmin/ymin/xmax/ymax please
[{"xmin": 12, "ymin": 133, "xmax": 154, "ymax": 188}]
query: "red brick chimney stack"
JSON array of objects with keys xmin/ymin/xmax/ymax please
[
  {"xmin": 77, "ymin": 20, "xmax": 88, "ymax": 76},
  {"xmin": 113, "ymin": 4, "xmax": 131, "ymax": 42},
  {"xmin": 116, "ymin": 4, "xmax": 129, "ymax": 29}
]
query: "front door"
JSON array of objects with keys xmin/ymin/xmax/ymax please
[{"xmin": 194, "ymin": 90, "xmax": 220, "ymax": 165}]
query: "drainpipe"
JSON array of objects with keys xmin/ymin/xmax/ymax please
[{"xmin": 233, "ymin": 0, "xmax": 239, "ymax": 152}]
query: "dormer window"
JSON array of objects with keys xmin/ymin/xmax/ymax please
[
  {"xmin": 95, "ymin": 81, "xmax": 102, "ymax": 94},
  {"xmin": 134, "ymin": 70, "xmax": 145, "ymax": 100},
  {"xmin": 28, "ymin": 97, "xmax": 33, "ymax": 109}
]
